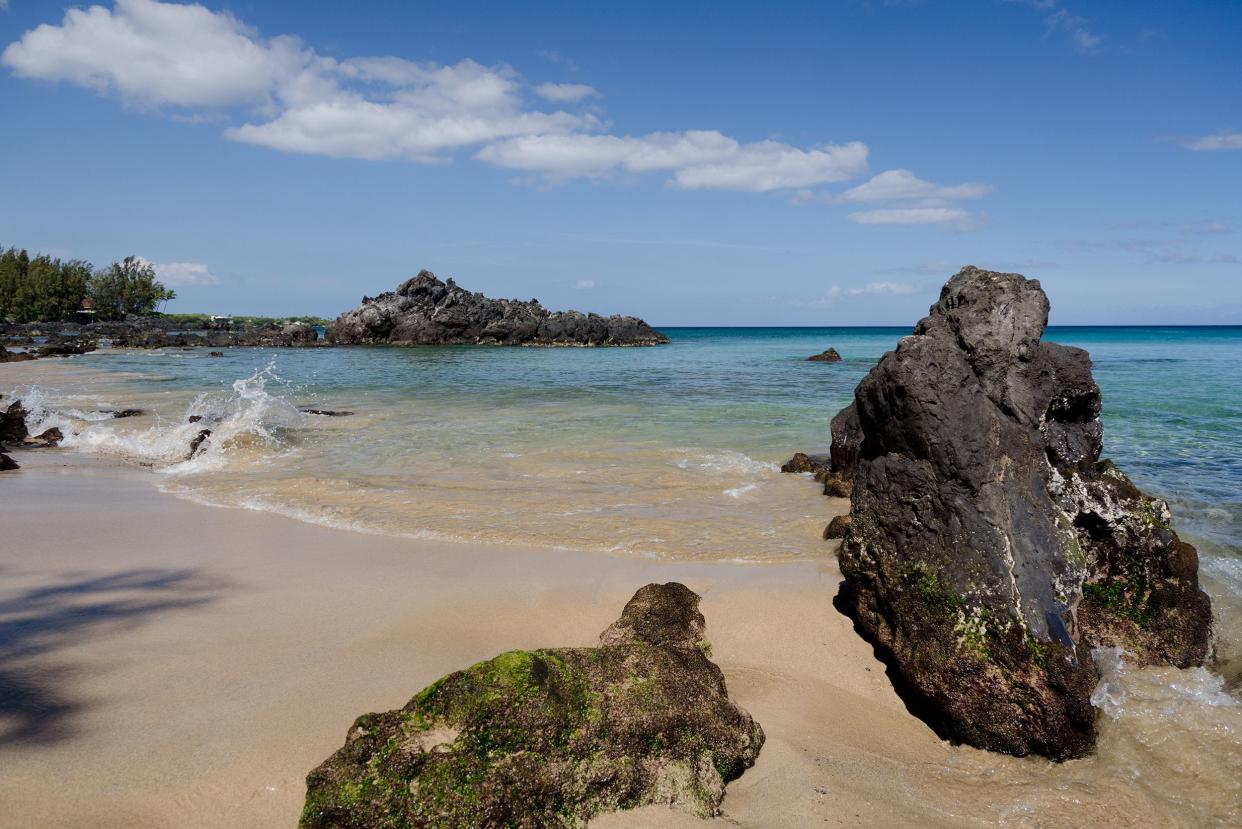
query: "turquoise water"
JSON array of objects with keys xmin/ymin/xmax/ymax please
[{"xmin": 7, "ymin": 326, "xmax": 1241, "ymax": 574}]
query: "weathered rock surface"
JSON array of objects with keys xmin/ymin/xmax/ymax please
[
  {"xmin": 301, "ymin": 583, "xmax": 763, "ymax": 828},
  {"xmin": 1, "ymin": 401, "xmax": 29, "ymax": 445},
  {"xmin": 24, "ymin": 427, "xmax": 63, "ymax": 448},
  {"xmin": 823, "ymin": 515, "xmax": 851, "ymax": 540},
  {"xmin": 327, "ymin": 271, "xmax": 669, "ymax": 347},
  {"xmin": 835, "ymin": 266, "xmax": 1212, "ymax": 760},
  {"xmin": 807, "ymin": 347, "xmax": 842, "ymax": 362},
  {"xmin": 0, "ymin": 345, "xmax": 36, "ymax": 363}
]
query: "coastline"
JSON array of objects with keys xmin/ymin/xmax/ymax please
[{"xmin": 4, "ymin": 453, "xmax": 1238, "ymax": 827}]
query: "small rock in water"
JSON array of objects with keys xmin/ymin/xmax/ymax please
[
  {"xmin": 823, "ymin": 515, "xmax": 851, "ymax": 540},
  {"xmin": 188, "ymin": 429, "xmax": 211, "ymax": 459},
  {"xmin": 0, "ymin": 452, "xmax": 18, "ymax": 471},
  {"xmin": 298, "ymin": 407, "xmax": 355, "ymax": 417},
  {"xmin": 24, "ymin": 427, "xmax": 63, "ymax": 448},
  {"xmin": 1, "ymin": 401, "xmax": 29, "ymax": 444},
  {"xmin": 780, "ymin": 452, "xmax": 831, "ymax": 475},
  {"xmin": 208, "ymin": 351, "xmax": 224, "ymax": 357},
  {"xmin": 110, "ymin": 409, "xmax": 144, "ymax": 419},
  {"xmin": 300, "ymin": 583, "xmax": 764, "ymax": 828},
  {"xmin": 807, "ymin": 347, "xmax": 842, "ymax": 362}
]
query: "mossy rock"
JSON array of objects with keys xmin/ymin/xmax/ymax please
[{"xmin": 301, "ymin": 583, "xmax": 764, "ymax": 828}]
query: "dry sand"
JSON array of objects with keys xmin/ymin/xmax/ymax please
[{"xmin": 0, "ymin": 453, "xmax": 1216, "ymax": 828}]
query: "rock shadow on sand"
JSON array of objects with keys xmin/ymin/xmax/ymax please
[{"xmin": 0, "ymin": 567, "xmax": 226, "ymax": 747}]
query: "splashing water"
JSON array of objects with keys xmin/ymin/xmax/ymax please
[{"xmin": 10, "ymin": 360, "xmax": 303, "ymax": 475}]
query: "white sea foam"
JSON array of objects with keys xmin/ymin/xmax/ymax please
[{"xmin": 11, "ymin": 361, "xmax": 302, "ymax": 475}]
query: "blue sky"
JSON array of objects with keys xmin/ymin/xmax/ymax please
[{"xmin": 1, "ymin": 0, "xmax": 1239, "ymax": 324}]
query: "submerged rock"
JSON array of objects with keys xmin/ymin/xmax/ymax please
[
  {"xmin": 807, "ymin": 347, "xmax": 842, "ymax": 362},
  {"xmin": 327, "ymin": 270, "xmax": 669, "ymax": 347},
  {"xmin": 24, "ymin": 427, "xmax": 63, "ymax": 447},
  {"xmin": 188, "ymin": 429, "xmax": 211, "ymax": 458},
  {"xmin": 301, "ymin": 583, "xmax": 763, "ymax": 828},
  {"xmin": 835, "ymin": 266, "xmax": 1212, "ymax": 760}
]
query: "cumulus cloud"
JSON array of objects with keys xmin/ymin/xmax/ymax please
[
  {"xmin": 150, "ymin": 260, "xmax": 219, "ymax": 286},
  {"xmin": 848, "ymin": 206, "xmax": 974, "ymax": 227},
  {"xmin": 1, "ymin": 0, "xmax": 308, "ymax": 107},
  {"xmin": 575, "ymin": 279, "xmax": 596, "ymax": 289},
  {"xmin": 1180, "ymin": 131, "xmax": 1242, "ymax": 151},
  {"xmin": 841, "ymin": 169, "xmax": 991, "ymax": 202},
  {"xmin": 533, "ymin": 82, "xmax": 598, "ymax": 103},
  {"xmin": 4, "ymin": 0, "xmax": 982, "ymax": 201},
  {"xmin": 479, "ymin": 132, "xmax": 869, "ymax": 191}
]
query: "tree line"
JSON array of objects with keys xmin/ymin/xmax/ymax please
[{"xmin": 0, "ymin": 246, "xmax": 176, "ymax": 322}]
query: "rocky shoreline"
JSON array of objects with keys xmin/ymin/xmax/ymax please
[
  {"xmin": 328, "ymin": 271, "xmax": 669, "ymax": 347},
  {"xmin": 0, "ymin": 318, "xmax": 323, "ymax": 354}
]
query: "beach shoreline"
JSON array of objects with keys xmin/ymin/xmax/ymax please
[
  {"xmin": 4, "ymin": 452, "xmax": 1238, "ymax": 827},
  {"xmin": 4, "ymin": 332, "xmax": 1241, "ymax": 827}
]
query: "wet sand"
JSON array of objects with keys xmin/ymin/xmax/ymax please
[{"xmin": 1, "ymin": 453, "xmax": 1237, "ymax": 828}]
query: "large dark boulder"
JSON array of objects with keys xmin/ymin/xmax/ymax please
[
  {"xmin": 836, "ymin": 266, "xmax": 1212, "ymax": 760},
  {"xmin": 327, "ymin": 271, "xmax": 669, "ymax": 347},
  {"xmin": 301, "ymin": 583, "xmax": 763, "ymax": 828}
]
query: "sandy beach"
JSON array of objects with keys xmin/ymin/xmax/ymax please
[{"xmin": 2, "ymin": 450, "xmax": 1235, "ymax": 828}]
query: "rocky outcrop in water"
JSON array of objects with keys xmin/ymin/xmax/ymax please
[
  {"xmin": 807, "ymin": 347, "xmax": 842, "ymax": 362},
  {"xmin": 834, "ymin": 266, "xmax": 1213, "ymax": 760},
  {"xmin": 0, "ymin": 345, "xmax": 37, "ymax": 363},
  {"xmin": 327, "ymin": 271, "xmax": 669, "ymax": 347},
  {"xmin": 301, "ymin": 583, "xmax": 762, "ymax": 828}
]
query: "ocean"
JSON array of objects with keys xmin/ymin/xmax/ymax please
[{"xmin": 5, "ymin": 324, "xmax": 1242, "ymax": 822}]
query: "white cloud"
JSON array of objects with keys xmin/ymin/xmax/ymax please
[
  {"xmin": 151, "ymin": 260, "xmax": 219, "ymax": 286},
  {"xmin": 575, "ymin": 279, "xmax": 596, "ymax": 289},
  {"xmin": 848, "ymin": 207, "xmax": 974, "ymax": 226},
  {"xmin": 847, "ymin": 282, "xmax": 917, "ymax": 296},
  {"xmin": 479, "ymin": 131, "xmax": 869, "ymax": 191},
  {"xmin": 4, "ymin": 0, "xmax": 972, "ymax": 200},
  {"xmin": 1, "ymin": 0, "xmax": 309, "ymax": 107},
  {"xmin": 533, "ymin": 82, "xmax": 597, "ymax": 103},
  {"xmin": 841, "ymin": 169, "xmax": 991, "ymax": 202},
  {"xmin": 1181, "ymin": 131, "xmax": 1242, "ymax": 151}
]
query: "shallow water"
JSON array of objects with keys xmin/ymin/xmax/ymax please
[{"xmin": 4, "ymin": 327, "xmax": 1242, "ymax": 824}]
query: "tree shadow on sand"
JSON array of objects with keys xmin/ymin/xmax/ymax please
[{"xmin": 0, "ymin": 567, "xmax": 226, "ymax": 747}]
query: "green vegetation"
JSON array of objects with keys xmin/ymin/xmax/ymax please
[
  {"xmin": 1084, "ymin": 576, "xmax": 1157, "ymax": 627},
  {"xmin": 1, "ymin": 246, "xmax": 175, "ymax": 322}
]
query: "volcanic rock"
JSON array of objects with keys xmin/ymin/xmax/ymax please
[
  {"xmin": 301, "ymin": 583, "xmax": 763, "ymax": 828},
  {"xmin": 188, "ymin": 429, "xmax": 211, "ymax": 458},
  {"xmin": 823, "ymin": 515, "xmax": 851, "ymax": 540},
  {"xmin": 0, "ymin": 345, "xmax": 36, "ymax": 363},
  {"xmin": 24, "ymin": 427, "xmax": 63, "ymax": 447},
  {"xmin": 327, "ymin": 270, "xmax": 669, "ymax": 347},
  {"xmin": 0, "ymin": 452, "xmax": 17, "ymax": 471},
  {"xmin": 1, "ymin": 401, "xmax": 29, "ymax": 444},
  {"xmin": 807, "ymin": 347, "xmax": 842, "ymax": 362},
  {"xmin": 835, "ymin": 266, "xmax": 1212, "ymax": 760}
]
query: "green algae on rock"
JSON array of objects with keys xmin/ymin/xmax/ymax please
[{"xmin": 300, "ymin": 583, "xmax": 763, "ymax": 828}]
